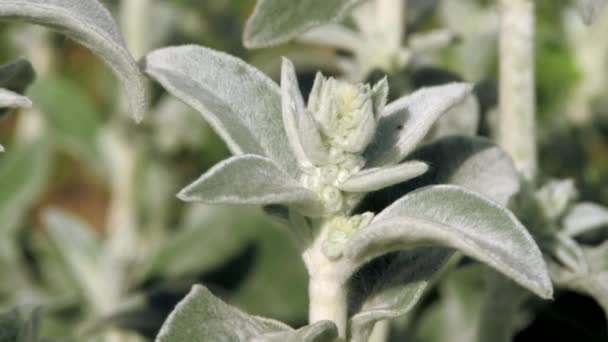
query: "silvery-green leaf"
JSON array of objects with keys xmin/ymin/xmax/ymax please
[
  {"xmin": 535, "ymin": 179, "xmax": 577, "ymax": 222},
  {"xmin": 298, "ymin": 109, "xmax": 328, "ymax": 165},
  {"xmin": 371, "ymin": 77, "xmax": 389, "ymax": 116},
  {"xmin": 281, "ymin": 58, "xmax": 311, "ymax": 167},
  {"xmin": 409, "ymin": 136, "xmax": 519, "ymax": 206},
  {"xmin": 0, "ymin": 89, "xmax": 31, "ymax": 109},
  {"xmin": 552, "ymin": 233, "xmax": 588, "ymax": 273},
  {"xmin": 563, "ymin": 202, "xmax": 608, "ymax": 237},
  {"xmin": 178, "ymin": 155, "xmax": 322, "ymax": 215},
  {"xmin": 346, "ymin": 185, "xmax": 553, "ymax": 299},
  {"xmin": 426, "ymin": 92, "xmax": 480, "ymax": 141},
  {"xmin": 0, "ymin": 0, "xmax": 148, "ymax": 120},
  {"xmin": 254, "ymin": 321, "xmax": 337, "ymax": 342},
  {"xmin": 551, "ymin": 242, "xmax": 608, "ymax": 318},
  {"xmin": 243, "ymin": 0, "xmax": 366, "ymax": 48},
  {"xmin": 143, "ymin": 46, "xmax": 299, "ymax": 176},
  {"xmin": 43, "ymin": 209, "xmax": 103, "ymax": 309},
  {"xmin": 349, "ymin": 248, "xmax": 453, "ymax": 342},
  {"xmin": 0, "ymin": 58, "xmax": 35, "ymax": 94},
  {"xmin": 357, "ymin": 136, "xmax": 519, "ymax": 214},
  {"xmin": 338, "ymin": 161, "xmax": 429, "ymax": 193},
  {"xmin": 156, "ymin": 285, "xmax": 290, "ymax": 342},
  {"xmin": 298, "ymin": 24, "xmax": 364, "ymax": 52},
  {"xmin": 0, "ymin": 140, "xmax": 50, "ymax": 237},
  {"xmin": 578, "ymin": 0, "xmax": 607, "ymax": 25},
  {"xmin": 365, "ymin": 83, "xmax": 473, "ymax": 167}
]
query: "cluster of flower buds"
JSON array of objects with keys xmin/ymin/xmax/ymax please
[{"xmin": 281, "ymin": 59, "xmax": 389, "ymax": 215}]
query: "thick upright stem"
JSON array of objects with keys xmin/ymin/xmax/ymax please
[
  {"xmin": 498, "ymin": 0, "xmax": 537, "ymax": 182},
  {"xmin": 309, "ymin": 274, "xmax": 349, "ymax": 338},
  {"xmin": 303, "ymin": 223, "xmax": 351, "ymax": 339}
]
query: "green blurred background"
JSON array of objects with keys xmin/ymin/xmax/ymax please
[{"xmin": 0, "ymin": 0, "xmax": 606, "ymax": 341}]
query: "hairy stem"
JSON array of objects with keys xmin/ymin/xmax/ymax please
[
  {"xmin": 303, "ymin": 221, "xmax": 352, "ymax": 339},
  {"xmin": 497, "ymin": 0, "xmax": 537, "ymax": 182},
  {"xmin": 368, "ymin": 320, "xmax": 390, "ymax": 342},
  {"xmin": 120, "ymin": 0, "xmax": 150, "ymax": 59},
  {"xmin": 309, "ymin": 274, "xmax": 349, "ymax": 338}
]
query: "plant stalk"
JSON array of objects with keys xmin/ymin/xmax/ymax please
[
  {"xmin": 303, "ymin": 222, "xmax": 351, "ymax": 339},
  {"xmin": 497, "ymin": 0, "xmax": 537, "ymax": 183},
  {"xmin": 309, "ymin": 274, "xmax": 349, "ymax": 338}
]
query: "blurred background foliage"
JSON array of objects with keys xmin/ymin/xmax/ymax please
[{"xmin": 0, "ymin": 0, "xmax": 606, "ymax": 341}]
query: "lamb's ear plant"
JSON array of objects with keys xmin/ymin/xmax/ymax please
[
  {"xmin": 143, "ymin": 44, "xmax": 552, "ymax": 340},
  {"xmin": 245, "ymin": 0, "xmax": 455, "ymax": 81}
]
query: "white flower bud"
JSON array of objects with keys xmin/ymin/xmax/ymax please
[
  {"xmin": 321, "ymin": 213, "xmax": 374, "ymax": 260},
  {"xmin": 308, "ymin": 75, "xmax": 383, "ymax": 154}
]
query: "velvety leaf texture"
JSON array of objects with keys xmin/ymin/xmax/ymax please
[
  {"xmin": 563, "ymin": 202, "xmax": 608, "ymax": 237},
  {"xmin": 178, "ymin": 155, "xmax": 321, "ymax": 215},
  {"xmin": 364, "ymin": 83, "xmax": 473, "ymax": 167},
  {"xmin": 346, "ymin": 185, "xmax": 553, "ymax": 299},
  {"xmin": 349, "ymin": 248, "xmax": 453, "ymax": 342},
  {"xmin": 0, "ymin": 89, "xmax": 31, "ymax": 109},
  {"xmin": 357, "ymin": 136, "xmax": 519, "ymax": 214},
  {"xmin": 143, "ymin": 45, "xmax": 300, "ymax": 176},
  {"xmin": 244, "ymin": 0, "xmax": 366, "ymax": 48},
  {"xmin": 254, "ymin": 321, "xmax": 338, "ymax": 342},
  {"xmin": 156, "ymin": 285, "xmax": 291, "ymax": 342},
  {"xmin": 408, "ymin": 136, "xmax": 519, "ymax": 206},
  {"xmin": 0, "ymin": 0, "xmax": 148, "ymax": 120},
  {"xmin": 338, "ymin": 161, "xmax": 429, "ymax": 193}
]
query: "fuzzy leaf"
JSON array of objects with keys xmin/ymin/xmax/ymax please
[
  {"xmin": 0, "ymin": 89, "xmax": 31, "ymax": 109},
  {"xmin": 298, "ymin": 24, "xmax": 364, "ymax": 52},
  {"xmin": 346, "ymin": 185, "xmax": 553, "ymax": 299},
  {"xmin": 178, "ymin": 155, "xmax": 321, "ymax": 215},
  {"xmin": 156, "ymin": 285, "xmax": 291, "ymax": 342},
  {"xmin": 143, "ymin": 45, "xmax": 299, "ymax": 176},
  {"xmin": 281, "ymin": 58, "xmax": 310, "ymax": 167},
  {"xmin": 426, "ymin": 92, "xmax": 480, "ymax": 140},
  {"xmin": 563, "ymin": 202, "xmax": 608, "ymax": 237},
  {"xmin": 0, "ymin": 0, "xmax": 148, "ymax": 120},
  {"xmin": 551, "ymin": 242, "xmax": 608, "ymax": 318},
  {"xmin": 338, "ymin": 161, "xmax": 429, "ymax": 193},
  {"xmin": 349, "ymin": 248, "xmax": 453, "ymax": 342},
  {"xmin": 244, "ymin": 0, "xmax": 366, "ymax": 48},
  {"xmin": 409, "ymin": 136, "xmax": 519, "ymax": 206},
  {"xmin": 365, "ymin": 83, "xmax": 473, "ymax": 167},
  {"xmin": 254, "ymin": 321, "xmax": 338, "ymax": 342},
  {"xmin": 357, "ymin": 136, "xmax": 519, "ymax": 215},
  {"xmin": 577, "ymin": 0, "xmax": 607, "ymax": 25}
]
